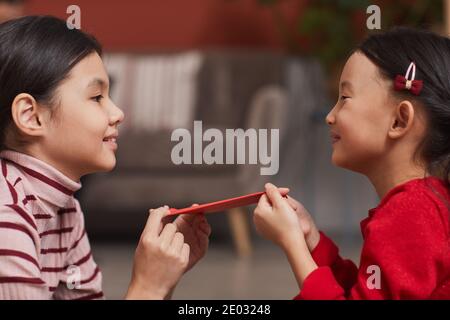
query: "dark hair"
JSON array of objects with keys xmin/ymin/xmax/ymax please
[
  {"xmin": 358, "ymin": 27, "xmax": 450, "ymax": 189},
  {"xmin": 0, "ymin": 15, "xmax": 102, "ymax": 150}
]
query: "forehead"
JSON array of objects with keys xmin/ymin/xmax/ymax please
[
  {"xmin": 340, "ymin": 52, "xmax": 385, "ymax": 91},
  {"xmin": 66, "ymin": 52, "xmax": 109, "ymax": 88}
]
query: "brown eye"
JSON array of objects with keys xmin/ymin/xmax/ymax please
[{"xmin": 92, "ymin": 95, "xmax": 103, "ymax": 103}]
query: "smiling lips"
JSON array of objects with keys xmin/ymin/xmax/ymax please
[
  {"xmin": 330, "ymin": 132, "xmax": 341, "ymax": 144},
  {"xmin": 103, "ymin": 132, "xmax": 118, "ymax": 149},
  {"xmin": 103, "ymin": 137, "xmax": 117, "ymax": 143}
]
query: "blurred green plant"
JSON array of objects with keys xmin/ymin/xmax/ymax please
[{"xmin": 254, "ymin": 0, "xmax": 443, "ymax": 71}]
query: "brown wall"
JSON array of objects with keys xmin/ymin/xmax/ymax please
[{"xmin": 25, "ymin": 0, "xmax": 304, "ymax": 51}]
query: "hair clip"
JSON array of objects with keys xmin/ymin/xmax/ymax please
[{"xmin": 394, "ymin": 62, "xmax": 423, "ymax": 95}]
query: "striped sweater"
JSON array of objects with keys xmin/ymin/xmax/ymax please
[{"xmin": 0, "ymin": 150, "xmax": 103, "ymax": 300}]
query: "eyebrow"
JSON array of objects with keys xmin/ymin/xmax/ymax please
[
  {"xmin": 87, "ymin": 78, "xmax": 109, "ymax": 90},
  {"xmin": 340, "ymin": 80, "xmax": 353, "ymax": 91}
]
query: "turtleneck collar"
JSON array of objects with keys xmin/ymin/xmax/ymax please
[{"xmin": 0, "ymin": 150, "xmax": 81, "ymax": 208}]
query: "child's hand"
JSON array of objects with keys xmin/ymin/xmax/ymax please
[
  {"xmin": 126, "ymin": 206, "xmax": 189, "ymax": 300},
  {"xmin": 254, "ymin": 184, "xmax": 319, "ymax": 287},
  {"xmin": 285, "ymin": 195, "xmax": 321, "ymax": 251},
  {"xmin": 253, "ymin": 183, "xmax": 305, "ymax": 249},
  {"xmin": 173, "ymin": 205, "xmax": 211, "ymax": 272}
]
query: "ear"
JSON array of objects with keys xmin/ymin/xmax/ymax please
[
  {"xmin": 387, "ymin": 100, "xmax": 415, "ymax": 139},
  {"xmin": 11, "ymin": 93, "xmax": 47, "ymax": 138}
]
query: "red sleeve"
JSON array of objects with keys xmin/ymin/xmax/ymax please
[
  {"xmin": 295, "ymin": 192, "xmax": 448, "ymax": 300},
  {"xmin": 308, "ymin": 231, "xmax": 358, "ymax": 294}
]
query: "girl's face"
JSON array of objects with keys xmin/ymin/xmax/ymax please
[
  {"xmin": 42, "ymin": 52, "xmax": 124, "ymax": 180},
  {"xmin": 325, "ymin": 52, "xmax": 395, "ymax": 174}
]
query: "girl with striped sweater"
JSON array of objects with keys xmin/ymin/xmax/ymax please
[{"xmin": 0, "ymin": 16, "xmax": 211, "ymax": 300}]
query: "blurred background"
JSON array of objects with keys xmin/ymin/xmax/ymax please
[{"xmin": 1, "ymin": 0, "xmax": 448, "ymax": 299}]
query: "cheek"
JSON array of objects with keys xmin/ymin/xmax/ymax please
[
  {"xmin": 343, "ymin": 123, "xmax": 385, "ymax": 151},
  {"xmin": 48, "ymin": 107, "xmax": 109, "ymax": 159},
  {"xmin": 332, "ymin": 106, "xmax": 387, "ymax": 168},
  {"xmin": 81, "ymin": 117, "xmax": 108, "ymax": 145},
  {"xmin": 63, "ymin": 111, "xmax": 108, "ymax": 146}
]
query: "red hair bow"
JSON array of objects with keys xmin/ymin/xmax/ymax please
[
  {"xmin": 394, "ymin": 75, "xmax": 423, "ymax": 95},
  {"xmin": 393, "ymin": 62, "xmax": 423, "ymax": 96}
]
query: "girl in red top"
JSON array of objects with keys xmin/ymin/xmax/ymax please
[{"xmin": 253, "ymin": 27, "xmax": 450, "ymax": 299}]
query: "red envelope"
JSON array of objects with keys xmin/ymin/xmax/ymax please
[{"xmin": 168, "ymin": 189, "xmax": 289, "ymax": 216}]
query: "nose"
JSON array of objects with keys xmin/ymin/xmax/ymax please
[
  {"xmin": 108, "ymin": 100, "xmax": 125, "ymax": 126},
  {"xmin": 325, "ymin": 108, "xmax": 335, "ymax": 126}
]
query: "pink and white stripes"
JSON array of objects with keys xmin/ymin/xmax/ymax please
[{"xmin": 0, "ymin": 150, "xmax": 103, "ymax": 300}]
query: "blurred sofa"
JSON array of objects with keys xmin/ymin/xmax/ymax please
[{"xmin": 78, "ymin": 50, "xmax": 329, "ymax": 255}]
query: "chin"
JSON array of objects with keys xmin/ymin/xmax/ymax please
[
  {"xmin": 331, "ymin": 150, "xmax": 344, "ymax": 167},
  {"xmin": 332, "ymin": 150, "xmax": 371, "ymax": 174},
  {"xmin": 103, "ymin": 159, "xmax": 117, "ymax": 172},
  {"xmin": 331, "ymin": 150, "xmax": 354, "ymax": 170},
  {"xmin": 95, "ymin": 155, "xmax": 117, "ymax": 172}
]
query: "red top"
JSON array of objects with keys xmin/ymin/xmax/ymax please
[{"xmin": 294, "ymin": 177, "xmax": 450, "ymax": 300}]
